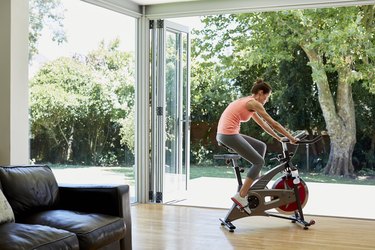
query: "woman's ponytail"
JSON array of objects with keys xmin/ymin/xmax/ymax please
[{"xmin": 251, "ymin": 78, "xmax": 272, "ymax": 94}]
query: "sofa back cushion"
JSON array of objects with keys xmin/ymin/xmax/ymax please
[
  {"xmin": 0, "ymin": 189, "xmax": 15, "ymax": 224},
  {"xmin": 0, "ymin": 165, "xmax": 59, "ymax": 219}
]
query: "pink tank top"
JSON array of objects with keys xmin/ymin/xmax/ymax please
[{"xmin": 217, "ymin": 96, "xmax": 255, "ymax": 135}]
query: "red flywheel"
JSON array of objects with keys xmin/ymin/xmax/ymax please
[{"xmin": 271, "ymin": 177, "xmax": 309, "ymax": 214}]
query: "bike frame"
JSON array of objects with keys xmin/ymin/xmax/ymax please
[
  {"xmin": 219, "ymin": 133, "xmax": 320, "ymax": 231},
  {"xmin": 223, "ymin": 157, "xmax": 299, "ymax": 221}
]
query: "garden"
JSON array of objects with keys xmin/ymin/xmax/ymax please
[{"xmin": 30, "ymin": 1, "xmax": 375, "ymax": 187}]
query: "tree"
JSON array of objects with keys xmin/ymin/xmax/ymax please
[
  {"xmin": 194, "ymin": 6, "xmax": 375, "ymax": 177},
  {"xmin": 29, "ymin": 0, "xmax": 66, "ymax": 60},
  {"xmin": 233, "ymin": 48, "xmax": 325, "ymax": 137},
  {"xmin": 30, "ymin": 40, "xmax": 135, "ymax": 164},
  {"xmin": 84, "ymin": 39, "xmax": 135, "ymax": 156},
  {"xmin": 353, "ymin": 82, "xmax": 375, "ymax": 170},
  {"xmin": 30, "ymin": 57, "xmax": 94, "ymax": 162},
  {"xmin": 188, "ymin": 34, "xmax": 240, "ymax": 164}
]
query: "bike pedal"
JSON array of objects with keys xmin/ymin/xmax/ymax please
[{"xmin": 235, "ymin": 205, "xmax": 245, "ymax": 212}]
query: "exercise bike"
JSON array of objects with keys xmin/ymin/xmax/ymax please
[{"xmin": 214, "ymin": 130, "xmax": 321, "ymax": 232}]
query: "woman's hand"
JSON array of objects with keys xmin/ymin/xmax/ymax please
[{"xmin": 289, "ymin": 137, "xmax": 299, "ymax": 145}]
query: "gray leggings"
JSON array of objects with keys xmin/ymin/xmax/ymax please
[{"xmin": 216, "ymin": 133, "xmax": 266, "ymax": 180}]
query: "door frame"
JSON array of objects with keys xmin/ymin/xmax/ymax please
[{"xmin": 149, "ymin": 19, "xmax": 191, "ymax": 203}]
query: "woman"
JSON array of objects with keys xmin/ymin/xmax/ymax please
[{"xmin": 216, "ymin": 79, "xmax": 297, "ymax": 214}]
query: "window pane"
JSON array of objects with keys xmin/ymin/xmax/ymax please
[{"xmin": 29, "ymin": 0, "xmax": 136, "ymax": 202}]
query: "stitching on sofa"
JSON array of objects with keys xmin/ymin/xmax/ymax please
[
  {"xmin": 76, "ymin": 217, "xmax": 125, "ymax": 237},
  {"xmin": 31, "ymin": 233, "xmax": 78, "ymax": 249}
]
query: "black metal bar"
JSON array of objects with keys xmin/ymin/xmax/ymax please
[
  {"xmin": 267, "ymin": 213, "xmax": 297, "ymax": 222},
  {"xmin": 232, "ymin": 158, "xmax": 243, "ymax": 192},
  {"xmin": 293, "ymin": 183, "xmax": 305, "ymax": 222}
]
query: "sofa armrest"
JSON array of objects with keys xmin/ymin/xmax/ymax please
[{"xmin": 58, "ymin": 184, "xmax": 132, "ymax": 250}]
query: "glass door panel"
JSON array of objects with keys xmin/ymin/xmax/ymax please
[
  {"xmin": 150, "ymin": 20, "xmax": 190, "ymax": 203},
  {"xmin": 164, "ymin": 26, "xmax": 190, "ymax": 202}
]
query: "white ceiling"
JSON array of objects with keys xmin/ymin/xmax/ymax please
[
  {"xmin": 83, "ymin": 0, "xmax": 375, "ymax": 18},
  {"xmin": 124, "ymin": 0, "xmax": 375, "ymax": 7},
  {"xmin": 130, "ymin": 0, "xmax": 195, "ymax": 4}
]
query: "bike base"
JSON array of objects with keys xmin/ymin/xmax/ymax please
[
  {"xmin": 220, "ymin": 210, "xmax": 316, "ymax": 232},
  {"xmin": 220, "ymin": 218, "xmax": 236, "ymax": 232}
]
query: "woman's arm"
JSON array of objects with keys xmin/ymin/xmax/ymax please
[
  {"xmin": 248, "ymin": 100, "xmax": 297, "ymax": 143},
  {"xmin": 252, "ymin": 113, "xmax": 282, "ymax": 141}
]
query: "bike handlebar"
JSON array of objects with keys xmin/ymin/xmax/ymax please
[
  {"xmin": 295, "ymin": 135, "xmax": 322, "ymax": 145},
  {"xmin": 281, "ymin": 130, "xmax": 322, "ymax": 145}
]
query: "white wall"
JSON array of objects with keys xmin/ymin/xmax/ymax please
[{"xmin": 0, "ymin": 0, "xmax": 29, "ymax": 165}]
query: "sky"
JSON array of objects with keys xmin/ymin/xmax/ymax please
[
  {"xmin": 30, "ymin": 0, "xmax": 135, "ymax": 76},
  {"xmin": 30, "ymin": 0, "xmax": 204, "ymax": 77}
]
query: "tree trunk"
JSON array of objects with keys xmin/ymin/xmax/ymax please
[
  {"xmin": 325, "ymin": 130, "xmax": 355, "ymax": 176},
  {"xmin": 58, "ymin": 124, "xmax": 74, "ymax": 162},
  {"xmin": 66, "ymin": 126, "xmax": 74, "ymax": 162},
  {"xmin": 302, "ymin": 47, "xmax": 356, "ymax": 177}
]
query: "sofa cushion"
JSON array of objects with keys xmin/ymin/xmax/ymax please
[
  {"xmin": 23, "ymin": 210, "xmax": 126, "ymax": 250},
  {"xmin": 0, "ymin": 189, "xmax": 14, "ymax": 224},
  {"xmin": 0, "ymin": 165, "xmax": 59, "ymax": 219},
  {"xmin": 0, "ymin": 222, "xmax": 79, "ymax": 250}
]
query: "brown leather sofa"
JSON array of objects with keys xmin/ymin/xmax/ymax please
[{"xmin": 0, "ymin": 165, "xmax": 132, "ymax": 250}]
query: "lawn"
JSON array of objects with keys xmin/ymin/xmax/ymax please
[
  {"xmin": 50, "ymin": 164, "xmax": 375, "ymax": 186},
  {"xmin": 190, "ymin": 165, "xmax": 375, "ymax": 185}
]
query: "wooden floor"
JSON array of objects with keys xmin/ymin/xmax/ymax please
[{"xmin": 132, "ymin": 204, "xmax": 375, "ymax": 250}]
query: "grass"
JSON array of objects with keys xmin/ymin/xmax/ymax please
[
  {"xmin": 301, "ymin": 172, "xmax": 375, "ymax": 185},
  {"xmin": 190, "ymin": 165, "xmax": 375, "ymax": 185},
  {"xmin": 50, "ymin": 164, "xmax": 135, "ymax": 184},
  {"xmin": 49, "ymin": 164, "xmax": 375, "ymax": 186},
  {"xmin": 190, "ymin": 165, "xmax": 235, "ymax": 179}
]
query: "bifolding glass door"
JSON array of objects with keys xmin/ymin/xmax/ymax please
[{"xmin": 150, "ymin": 20, "xmax": 190, "ymax": 203}]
